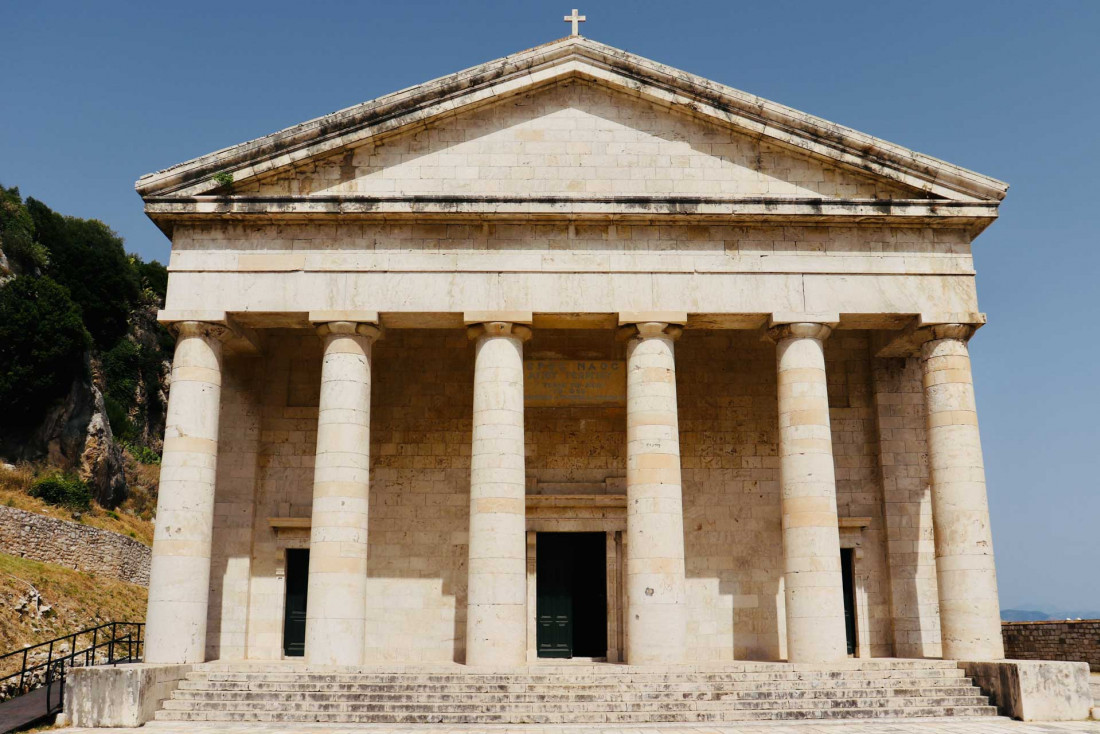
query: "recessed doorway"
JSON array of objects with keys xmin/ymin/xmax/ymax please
[
  {"xmin": 536, "ymin": 532, "xmax": 607, "ymax": 658},
  {"xmin": 841, "ymin": 547, "xmax": 856, "ymax": 656},
  {"xmin": 282, "ymin": 548, "xmax": 309, "ymax": 657}
]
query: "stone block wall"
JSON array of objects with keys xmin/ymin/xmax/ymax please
[
  {"xmin": 0, "ymin": 505, "xmax": 150, "ymax": 585},
  {"xmin": 1002, "ymin": 621, "xmax": 1100, "ymax": 672}
]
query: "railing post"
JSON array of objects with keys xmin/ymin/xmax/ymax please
[
  {"xmin": 108, "ymin": 623, "xmax": 116, "ymax": 665},
  {"xmin": 19, "ymin": 648, "xmax": 27, "ymax": 693},
  {"xmin": 44, "ymin": 661, "xmax": 51, "ymax": 714}
]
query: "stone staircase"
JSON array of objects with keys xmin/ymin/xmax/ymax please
[{"xmin": 156, "ymin": 660, "xmax": 999, "ymax": 724}]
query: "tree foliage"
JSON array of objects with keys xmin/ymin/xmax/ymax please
[
  {"xmin": 27, "ymin": 198, "xmax": 139, "ymax": 348},
  {"xmin": 0, "ymin": 276, "xmax": 91, "ymax": 431},
  {"xmin": 0, "ymin": 185, "xmax": 49, "ymax": 273}
]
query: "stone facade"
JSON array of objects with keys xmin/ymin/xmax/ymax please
[
  {"xmin": 0, "ymin": 505, "xmax": 150, "ymax": 585},
  {"xmin": 134, "ymin": 36, "xmax": 1014, "ymax": 668},
  {"xmin": 1003, "ymin": 621, "xmax": 1100, "ymax": 672}
]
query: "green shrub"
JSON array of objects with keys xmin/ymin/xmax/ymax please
[
  {"xmin": 30, "ymin": 474, "xmax": 92, "ymax": 511},
  {"xmin": 130, "ymin": 444, "xmax": 161, "ymax": 465}
]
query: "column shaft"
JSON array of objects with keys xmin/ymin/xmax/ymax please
[
  {"xmin": 305, "ymin": 321, "xmax": 378, "ymax": 665},
  {"xmin": 145, "ymin": 322, "xmax": 228, "ymax": 664},
  {"xmin": 920, "ymin": 325, "xmax": 1004, "ymax": 660},
  {"xmin": 770, "ymin": 323, "xmax": 848, "ymax": 663},
  {"xmin": 624, "ymin": 321, "xmax": 687, "ymax": 665},
  {"xmin": 465, "ymin": 322, "xmax": 530, "ymax": 667}
]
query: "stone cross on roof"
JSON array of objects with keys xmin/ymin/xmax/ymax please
[{"xmin": 564, "ymin": 8, "xmax": 586, "ymax": 36}]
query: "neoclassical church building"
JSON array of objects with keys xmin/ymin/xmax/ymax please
[
  {"xmin": 139, "ymin": 34, "xmax": 1008, "ymax": 670},
  {"xmin": 89, "ymin": 30, "xmax": 1100, "ymax": 726},
  {"xmin": 68, "ymin": 21, "xmax": 1100, "ymax": 721}
]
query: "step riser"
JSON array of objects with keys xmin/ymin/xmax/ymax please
[
  {"xmin": 193, "ymin": 673, "xmax": 968, "ymax": 682},
  {"xmin": 156, "ymin": 708, "xmax": 997, "ymax": 724},
  {"xmin": 178, "ymin": 680, "xmax": 973, "ymax": 693},
  {"xmin": 161, "ymin": 698, "xmax": 993, "ymax": 713},
  {"xmin": 170, "ymin": 687, "xmax": 985, "ymax": 703}
]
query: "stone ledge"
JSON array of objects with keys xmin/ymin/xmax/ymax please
[
  {"xmin": 65, "ymin": 663, "xmax": 193, "ymax": 728},
  {"xmin": 960, "ymin": 659, "xmax": 1093, "ymax": 721}
]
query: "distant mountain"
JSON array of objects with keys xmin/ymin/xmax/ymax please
[
  {"xmin": 1002, "ymin": 608, "xmax": 1100, "ymax": 622},
  {"xmin": 1001, "ymin": 609, "xmax": 1052, "ymax": 622}
]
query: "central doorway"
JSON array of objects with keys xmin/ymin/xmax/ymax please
[{"xmin": 536, "ymin": 532, "xmax": 607, "ymax": 658}]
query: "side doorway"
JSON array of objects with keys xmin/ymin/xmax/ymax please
[
  {"xmin": 841, "ymin": 547, "xmax": 856, "ymax": 656},
  {"xmin": 283, "ymin": 548, "xmax": 309, "ymax": 657}
]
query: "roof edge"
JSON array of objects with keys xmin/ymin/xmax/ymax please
[{"xmin": 136, "ymin": 36, "xmax": 1009, "ymax": 202}]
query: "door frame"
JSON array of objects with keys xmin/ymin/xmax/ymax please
[{"xmin": 526, "ymin": 527, "xmax": 624, "ymax": 663}]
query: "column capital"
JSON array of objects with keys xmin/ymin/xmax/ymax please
[
  {"xmin": 466, "ymin": 321, "xmax": 533, "ymax": 342},
  {"xmin": 617, "ymin": 321, "xmax": 683, "ymax": 341},
  {"xmin": 914, "ymin": 322, "xmax": 978, "ymax": 344},
  {"xmin": 313, "ymin": 320, "xmax": 382, "ymax": 341},
  {"xmin": 765, "ymin": 321, "xmax": 833, "ymax": 343},
  {"xmin": 170, "ymin": 320, "xmax": 234, "ymax": 342}
]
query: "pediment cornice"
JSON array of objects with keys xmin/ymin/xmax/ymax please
[{"xmin": 137, "ymin": 36, "xmax": 1008, "ymax": 206}]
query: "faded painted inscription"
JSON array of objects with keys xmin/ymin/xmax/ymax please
[{"xmin": 524, "ymin": 360, "xmax": 626, "ymax": 407}]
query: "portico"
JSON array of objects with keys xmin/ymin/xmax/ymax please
[{"xmin": 137, "ymin": 35, "xmax": 1009, "ymax": 670}]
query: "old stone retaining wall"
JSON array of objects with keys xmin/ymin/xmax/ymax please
[
  {"xmin": 1002, "ymin": 620, "xmax": 1100, "ymax": 672},
  {"xmin": 0, "ymin": 505, "xmax": 150, "ymax": 586}
]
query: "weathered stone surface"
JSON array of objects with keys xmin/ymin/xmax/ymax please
[
  {"xmin": 66, "ymin": 664, "xmax": 192, "ymax": 728},
  {"xmin": 961, "ymin": 660, "xmax": 1093, "ymax": 722}
]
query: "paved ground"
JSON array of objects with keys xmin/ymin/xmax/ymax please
[{"xmin": 63, "ymin": 719, "xmax": 1100, "ymax": 734}]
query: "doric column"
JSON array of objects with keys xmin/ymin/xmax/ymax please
[
  {"xmin": 918, "ymin": 324, "xmax": 1003, "ymax": 660},
  {"xmin": 621, "ymin": 317, "xmax": 687, "ymax": 665},
  {"xmin": 767, "ymin": 322, "xmax": 848, "ymax": 663},
  {"xmin": 305, "ymin": 319, "xmax": 380, "ymax": 665},
  {"xmin": 465, "ymin": 319, "xmax": 531, "ymax": 667},
  {"xmin": 145, "ymin": 321, "xmax": 230, "ymax": 664}
]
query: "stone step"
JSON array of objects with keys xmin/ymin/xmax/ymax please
[
  {"xmin": 195, "ymin": 659, "xmax": 965, "ymax": 673},
  {"xmin": 176, "ymin": 675, "xmax": 974, "ymax": 694},
  {"xmin": 155, "ymin": 706, "xmax": 998, "ymax": 724},
  {"xmin": 187, "ymin": 668, "xmax": 968, "ymax": 685},
  {"xmin": 169, "ymin": 685, "xmax": 984, "ymax": 704},
  {"xmin": 162, "ymin": 693, "xmax": 992, "ymax": 712}
]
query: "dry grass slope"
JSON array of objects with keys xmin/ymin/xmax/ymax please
[{"xmin": 0, "ymin": 552, "xmax": 147, "ymax": 674}]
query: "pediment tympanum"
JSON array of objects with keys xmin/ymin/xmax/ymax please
[{"xmin": 232, "ymin": 79, "xmax": 916, "ymax": 201}]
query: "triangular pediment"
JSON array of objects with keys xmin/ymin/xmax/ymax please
[
  {"xmin": 230, "ymin": 79, "xmax": 916, "ymax": 201},
  {"xmin": 137, "ymin": 36, "xmax": 1007, "ymax": 209}
]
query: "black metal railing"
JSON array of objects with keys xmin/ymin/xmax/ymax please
[{"xmin": 0, "ymin": 622, "xmax": 144, "ymax": 718}]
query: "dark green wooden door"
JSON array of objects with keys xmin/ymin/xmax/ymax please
[
  {"xmin": 841, "ymin": 548, "xmax": 856, "ymax": 656},
  {"xmin": 283, "ymin": 548, "xmax": 309, "ymax": 657},
  {"xmin": 537, "ymin": 534, "xmax": 573, "ymax": 657},
  {"xmin": 536, "ymin": 532, "xmax": 607, "ymax": 659}
]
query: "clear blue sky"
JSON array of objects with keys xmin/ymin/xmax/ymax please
[{"xmin": 2, "ymin": 1, "xmax": 1097, "ymax": 612}]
